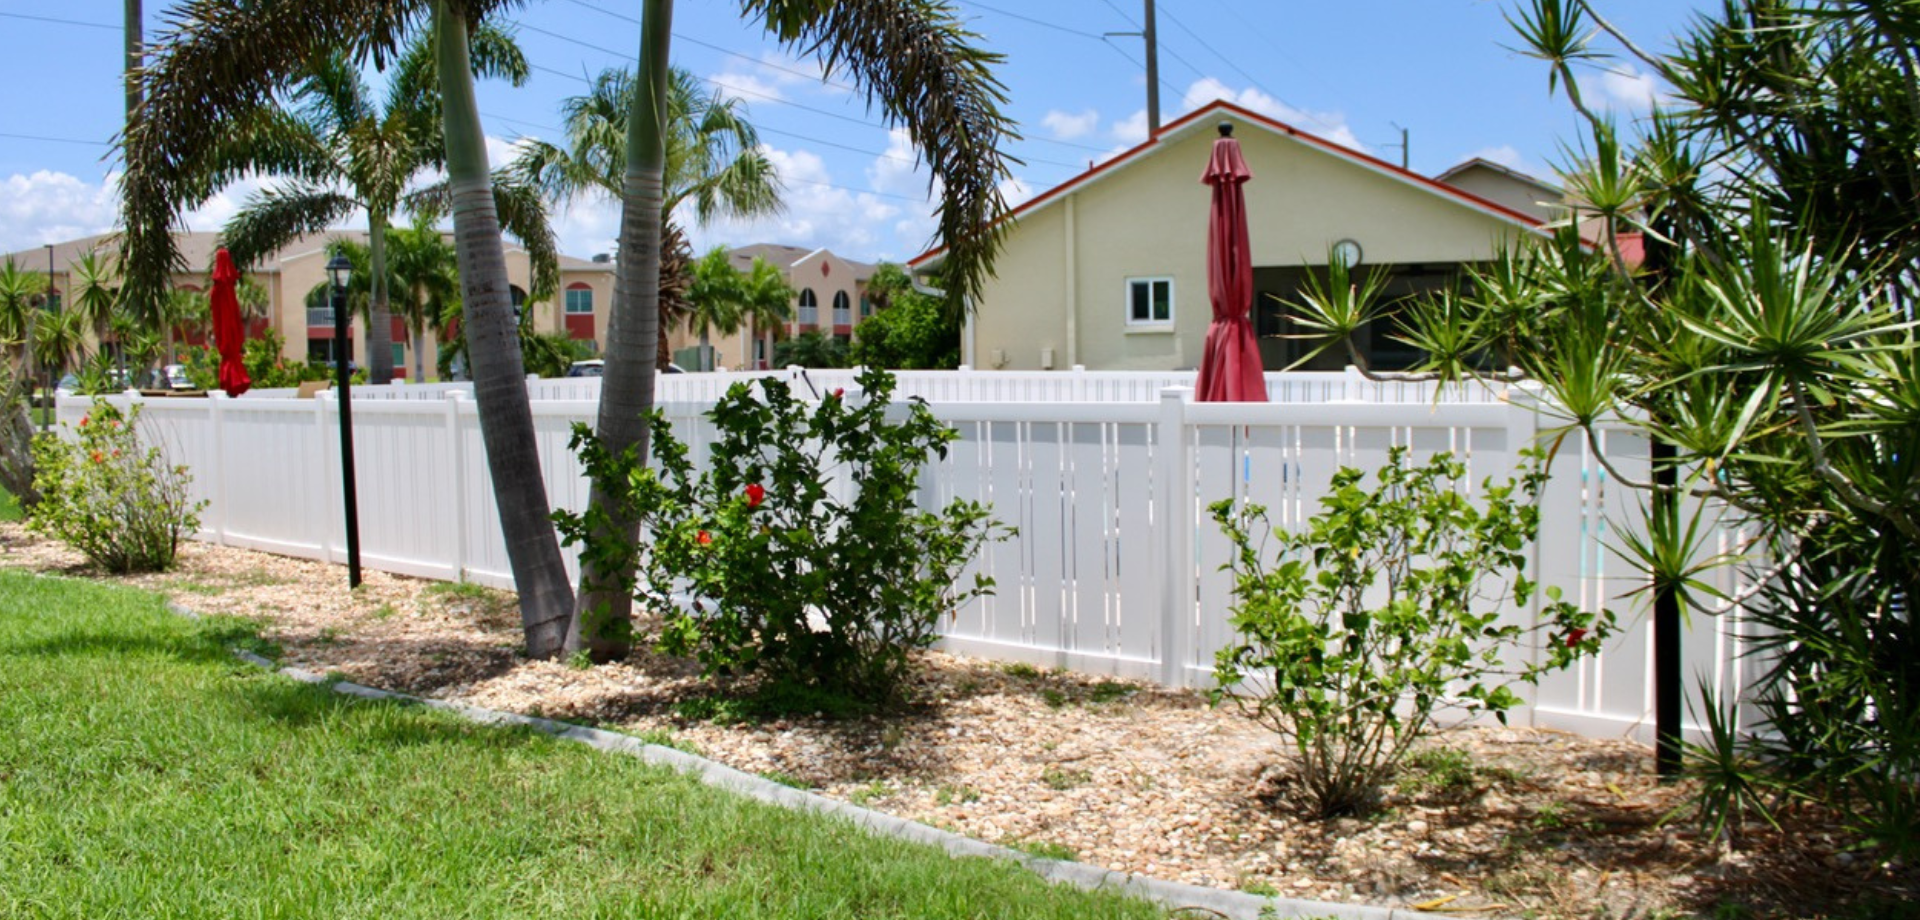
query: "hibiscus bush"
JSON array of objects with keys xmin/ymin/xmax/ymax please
[
  {"xmin": 29, "ymin": 401, "xmax": 204, "ymax": 573},
  {"xmin": 1210, "ymin": 447, "xmax": 1609, "ymax": 817},
  {"xmin": 560, "ymin": 367, "xmax": 1009, "ymax": 703}
]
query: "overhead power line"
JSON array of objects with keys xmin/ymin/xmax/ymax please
[{"xmin": 0, "ymin": 11, "xmax": 119, "ymax": 31}]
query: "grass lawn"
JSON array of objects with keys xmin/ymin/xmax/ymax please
[{"xmin": 0, "ymin": 570, "xmax": 1160, "ymax": 920}]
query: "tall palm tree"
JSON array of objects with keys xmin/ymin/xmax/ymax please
[
  {"xmin": 568, "ymin": 0, "xmax": 1019, "ymax": 659},
  {"xmin": 509, "ymin": 64, "xmax": 781, "ymax": 367},
  {"xmin": 216, "ymin": 20, "xmax": 531, "ymax": 385}
]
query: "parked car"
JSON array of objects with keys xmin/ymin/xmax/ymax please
[
  {"xmin": 565, "ymin": 359, "xmax": 684, "ymax": 377},
  {"xmin": 142, "ymin": 364, "xmax": 196, "ymax": 391}
]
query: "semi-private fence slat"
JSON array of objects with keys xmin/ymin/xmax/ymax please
[{"xmin": 56, "ymin": 371, "xmax": 1756, "ymax": 746}]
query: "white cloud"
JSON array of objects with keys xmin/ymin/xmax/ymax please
[
  {"xmin": 997, "ymin": 177, "xmax": 1036, "ymax": 208},
  {"xmin": 1110, "ymin": 110, "xmax": 1150, "ymax": 147},
  {"xmin": 865, "ymin": 128, "xmax": 928, "ymax": 198},
  {"xmin": 709, "ymin": 71, "xmax": 788, "ymax": 106},
  {"xmin": 0, "ymin": 171, "xmax": 118, "ymax": 255},
  {"xmin": 1583, "ymin": 66, "xmax": 1664, "ymax": 113},
  {"xmin": 1042, "ymin": 108, "xmax": 1100, "ymax": 141},
  {"xmin": 1179, "ymin": 78, "xmax": 1369, "ymax": 153},
  {"xmin": 683, "ymin": 143, "xmax": 926, "ymax": 262}
]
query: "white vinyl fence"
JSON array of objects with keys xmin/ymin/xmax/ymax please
[{"xmin": 56, "ymin": 369, "xmax": 1759, "ymax": 746}]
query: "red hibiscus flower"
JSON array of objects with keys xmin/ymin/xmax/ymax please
[
  {"xmin": 1565, "ymin": 627, "xmax": 1589, "ymax": 648},
  {"xmin": 79, "ymin": 415, "xmax": 90, "ymax": 428},
  {"xmin": 696, "ymin": 530, "xmax": 713, "ymax": 546},
  {"xmin": 832, "ymin": 388, "xmax": 845, "ymax": 399},
  {"xmin": 745, "ymin": 483, "xmax": 766, "ymax": 509},
  {"xmin": 89, "ymin": 451, "xmax": 104, "ymax": 464}
]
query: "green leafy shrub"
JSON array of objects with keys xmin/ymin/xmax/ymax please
[
  {"xmin": 1210, "ymin": 447, "xmax": 1608, "ymax": 817},
  {"xmin": 28, "ymin": 401, "xmax": 204, "ymax": 573},
  {"xmin": 559, "ymin": 367, "xmax": 1009, "ymax": 703}
]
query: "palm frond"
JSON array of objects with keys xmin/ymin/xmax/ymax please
[
  {"xmin": 744, "ymin": 0, "xmax": 1018, "ymax": 312},
  {"xmin": 220, "ymin": 184, "xmax": 360, "ymax": 270}
]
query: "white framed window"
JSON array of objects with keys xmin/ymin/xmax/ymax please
[
  {"xmin": 832, "ymin": 290, "xmax": 852, "ymax": 325},
  {"xmin": 798, "ymin": 288, "xmax": 819, "ymax": 325},
  {"xmin": 1127, "ymin": 277, "xmax": 1173, "ymax": 325},
  {"xmin": 564, "ymin": 286, "xmax": 593, "ymax": 314}
]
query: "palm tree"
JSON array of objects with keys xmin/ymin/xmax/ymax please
[
  {"xmin": 385, "ymin": 221, "xmax": 460, "ymax": 381},
  {"xmin": 509, "ymin": 64, "xmax": 782, "ymax": 367},
  {"xmin": 31, "ymin": 308, "xmax": 88, "ymax": 382},
  {"xmin": 685, "ymin": 247, "xmax": 792, "ymax": 369},
  {"xmin": 68, "ymin": 252, "xmax": 124, "ymax": 378},
  {"xmin": 158, "ymin": 287, "xmax": 209, "ymax": 366},
  {"xmin": 568, "ymin": 0, "xmax": 1019, "ymax": 659},
  {"xmin": 0, "ymin": 259, "xmax": 45, "ymax": 377},
  {"xmin": 215, "ymin": 20, "xmax": 531, "ymax": 386}
]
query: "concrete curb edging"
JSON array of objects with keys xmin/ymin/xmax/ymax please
[{"xmin": 213, "ymin": 640, "xmax": 1448, "ymax": 920}]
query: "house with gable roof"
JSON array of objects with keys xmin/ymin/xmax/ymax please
[{"xmin": 910, "ymin": 99, "xmax": 1576, "ymax": 373}]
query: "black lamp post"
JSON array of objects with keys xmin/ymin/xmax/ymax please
[{"xmin": 326, "ymin": 254, "xmax": 362, "ymax": 588}]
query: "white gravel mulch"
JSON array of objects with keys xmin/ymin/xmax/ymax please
[{"xmin": 4, "ymin": 524, "xmax": 1912, "ymax": 920}]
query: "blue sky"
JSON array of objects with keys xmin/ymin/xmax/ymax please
[{"xmin": 0, "ymin": 0, "xmax": 1711, "ymax": 266}]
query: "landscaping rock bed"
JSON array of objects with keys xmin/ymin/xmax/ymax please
[{"xmin": 4, "ymin": 526, "xmax": 1911, "ymax": 919}]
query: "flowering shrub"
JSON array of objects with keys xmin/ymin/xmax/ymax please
[
  {"xmin": 559, "ymin": 367, "xmax": 1009, "ymax": 702},
  {"xmin": 29, "ymin": 401, "xmax": 204, "ymax": 573},
  {"xmin": 1210, "ymin": 447, "xmax": 1610, "ymax": 817}
]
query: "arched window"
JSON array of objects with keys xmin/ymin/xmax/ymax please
[
  {"xmin": 564, "ymin": 282, "xmax": 593, "ymax": 314},
  {"xmin": 832, "ymin": 291, "xmax": 851, "ymax": 325},
  {"xmin": 798, "ymin": 288, "xmax": 818, "ymax": 325}
]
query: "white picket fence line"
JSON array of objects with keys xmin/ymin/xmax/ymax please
[
  {"xmin": 57, "ymin": 373, "xmax": 1759, "ymax": 747},
  {"xmin": 244, "ymin": 365, "xmax": 1508, "ymax": 406}
]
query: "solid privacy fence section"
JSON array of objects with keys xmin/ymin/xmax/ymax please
[{"xmin": 56, "ymin": 367, "xmax": 1760, "ymax": 746}]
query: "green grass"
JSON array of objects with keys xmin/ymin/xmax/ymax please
[{"xmin": 0, "ymin": 570, "xmax": 1160, "ymax": 920}]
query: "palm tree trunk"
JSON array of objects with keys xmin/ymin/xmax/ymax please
[
  {"xmin": 435, "ymin": 1, "xmax": 573, "ymax": 659},
  {"xmin": 412, "ymin": 322, "xmax": 427, "ymax": 382},
  {"xmin": 367, "ymin": 210, "xmax": 395, "ymax": 384},
  {"xmin": 567, "ymin": 0, "xmax": 672, "ymax": 660}
]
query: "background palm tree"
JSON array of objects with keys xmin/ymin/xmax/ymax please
[
  {"xmin": 684, "ymin": 247, "xmax": 791, "ymax": 369},
  {"xmin": 509, "ymin": 65, "xmax": 781, "ymax": 366},
  {"xmin": 67, "ymin": 253, "xmax": 124, "ymax": 379},
  {"xmin": 384, "ymin": 221, "xmax": 460, "ymax": 381},
  {"xmin": 216, "ymin": 20, "xmax": 533, "ymax": 385},
  {"xmin": 30, "ymin": 308, "xmax": 88, "ymax": 383},
  {"xmin": 568, "ymin": 0, "xmax": 1019, "ymax": 659},
  {"xmin": 0, "ymin": 260, "xmax": 46, "ymax": 378}
]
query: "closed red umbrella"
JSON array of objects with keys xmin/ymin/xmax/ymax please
[
  {"xmin": 1193, "ymin": 122, "xmax": 1267, "ymax": 402},
  {"xmin": 210, "ymin": 248, "xmax": 251, "ymax": 397}
]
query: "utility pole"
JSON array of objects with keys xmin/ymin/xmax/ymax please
[
  {"xmin": 126, "ymin": 0, "xmax": 142, "ymax": 121},
  {"xmin": 1143, "ymin": 0, "xmax": 1159, "ymax": 134},
  {"xmin": 1389, "ymin": 122, "xmax": 1410, "ymax": 170},
  {"xmin": 1105, "ymin": 0, "xmax": 1161, "ymax": 135}
]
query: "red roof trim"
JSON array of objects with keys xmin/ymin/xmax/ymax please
[{"xmin": 910, "ymin": 99, "xmax": 1568, "ymax": 269}]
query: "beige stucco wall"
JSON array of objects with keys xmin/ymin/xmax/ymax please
[
  {"xmin": 969, "ymin": 116, "xmax": 1541, "ymax": 371},
  {"xmin": 270, "ymin": 241, "xmax": 616, "ymax": 377}
]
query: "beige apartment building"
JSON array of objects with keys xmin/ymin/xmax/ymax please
[
  {"xmin": 671, "ymin": 243, "xmax": 876, "ymax": 371},
  {"xmin": 5, "ymin": 230, "xmax": 616, "ymax": 379}
]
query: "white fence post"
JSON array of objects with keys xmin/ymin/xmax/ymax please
[
  {"xmin": 208, "ymin": 391, "xmax": 229, "ymax": 544},
  {"xmin": 446, "ymin": 390, "xmax": 470, "ymax": 582},
  {"xmin": 316, "ymin": 389, "xmax": 339, "ymax": 565},
  {"xmin": 1156, "ymin": 386, "xmax": 1195, "ymax": 686}
]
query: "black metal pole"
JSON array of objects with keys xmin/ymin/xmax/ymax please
[
  {"xmin": 333, "ymin": 276, "xmax": 362, "ymax": 589},
  {"xmin": 1654, "ymin": 438, "xmax": 1682, "ymax": 778}
]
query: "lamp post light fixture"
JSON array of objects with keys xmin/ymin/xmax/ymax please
[{"xmin": 326, "ymin": 253, "xmax": 363, "ymax": 588}]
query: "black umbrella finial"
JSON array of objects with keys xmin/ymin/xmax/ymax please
[{"xmin": 1218, "ymin": 121, "xmax": 1234, "ymax": 137}]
